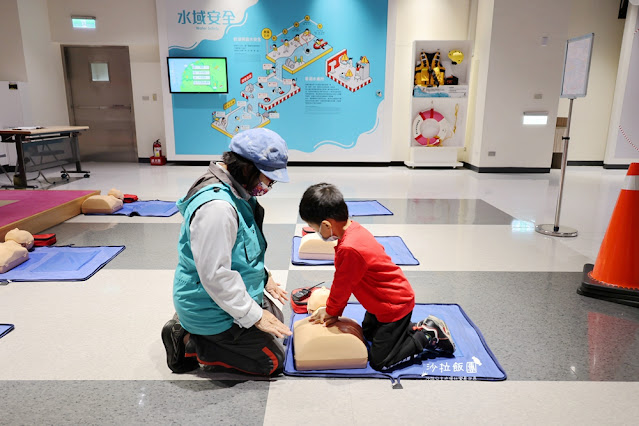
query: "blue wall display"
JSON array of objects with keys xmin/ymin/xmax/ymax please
[{"xmin": 159, "ymin": 0, "xmax": 394, "ymax": 161}]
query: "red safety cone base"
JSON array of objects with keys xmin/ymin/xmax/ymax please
[{"xmin": 578, "ymin": 264, "xmax": 639, "ymax": 308}]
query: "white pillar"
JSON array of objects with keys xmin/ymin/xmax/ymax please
[{"xmin": 604, "ymin": 4, "xmax": 639, "ymax": 166}]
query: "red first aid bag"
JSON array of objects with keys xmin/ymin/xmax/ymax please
[
  {"xmin": 290, "ymin": 286, "xmax": 324, "ymax": 314},
  {"xmin": 33, "ymin": 233, "xmax": 56, "ymax": 247},
  {"xmin": 123, "ymin": 194, "xmax": 138, "ymax": 203}
]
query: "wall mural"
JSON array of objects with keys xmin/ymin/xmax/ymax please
[{"xmin": 160, "ymin": 0, "xmax": 392, "ymax": 161}]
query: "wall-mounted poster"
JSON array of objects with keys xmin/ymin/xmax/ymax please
[{"xmin": 157, "ymin": 0, "xmax": 395, "ymax": 161}]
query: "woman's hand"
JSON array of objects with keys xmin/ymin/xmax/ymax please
[
  {"xmin": 308, "ymin": 307, "xmax": 338, "ymax": 327},
  {"xmin": 255, "ymin": 309, "xmax": 292, "ymax": 338},
  {"xmin": 265, "ymin": 276, "xmax": 289, "ymax": 304}
]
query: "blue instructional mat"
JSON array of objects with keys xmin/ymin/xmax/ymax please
[
  {"xmin": 291, "ymin": 236, "xmax": 419, "ymax": 266},
  {"xmin": 284, "ymin": 303, "xmax": 506, "ymax": 383},
  {"xmin": 0, "ymin": 324, "xmax": 14, "ymax": 339},
  {"xmin": 345, "ymin": 200, "xmax": 393, "ymax": 216},
  {"xmin": 89, "ymin": 201, "xmax": 178, "ymax": 217},
  {"xmin": 0, "ymin": 246, "xmax": 125, "ymax": 283}
]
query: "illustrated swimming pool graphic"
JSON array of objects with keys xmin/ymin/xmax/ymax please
[
  {"xmin": 326, "ymin": 49, "xmax": 372, "ymax": 93},
  {"xmin": 209, "ymin": 14, "xmax": 375, "ymax": 139}
]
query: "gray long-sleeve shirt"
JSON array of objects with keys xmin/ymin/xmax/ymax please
[{"xmin": 189, "ymin": 163, "xmax": 263, "ymax": 329}]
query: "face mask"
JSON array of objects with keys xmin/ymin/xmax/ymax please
[
  {"xmin": 319, "ymin": 227, "xmax": 338, "ymax": 242},
  {"xmin": 251, "ymin": 181, "xmax": 271, "ymax": 197}
]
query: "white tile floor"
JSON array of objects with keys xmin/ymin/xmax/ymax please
[
  {"xmin": 265, "ymin": 380, "xmax": 639, "ymax": 425},
  {"xmin": 2, "ymin": 163, "xmax": 638, "ymax": 425},
  {"xmin": 291, "ymin": 223, "xmax": 591, "ymax": 272}
]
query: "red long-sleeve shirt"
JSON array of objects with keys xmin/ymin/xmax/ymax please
[{"xmin": 325, "ymin": 221, "xmax": 415, "ymax": 322}]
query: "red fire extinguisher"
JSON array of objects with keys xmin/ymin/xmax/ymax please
[
  {"xmin": 153, "ymin": 139, "xmax": 162, "ymax": 157},
  {"xmin": 150, "ymin": 139, "xmax": 166, "ymax": 165}
]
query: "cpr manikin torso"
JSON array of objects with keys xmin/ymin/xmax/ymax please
[
  {"xmin": 81, "ymin": 188, "xmax": 124, "ymax": 214},
  {"xmin": 0, "ymin": 240, "xmax": 29, "ymax": 274},
  {"xmin": 293, "ymin": 287, "xmax": 368, "ymax": 370},
  {"xmin": 298, "ymin": 233, "xmax": 337, "ymax": 260}
]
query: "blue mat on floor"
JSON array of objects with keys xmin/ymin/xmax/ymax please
[
  {"xmin": 284, "ymin": 303, "xmax": 506, "ymax": 383},
  {"xmin": 291, "ymin": 236, "xmax": 419, "ymax": 266},
  {"xmin": 0, "ymin": 324, "xmax": 13, "ymax": 338},
  {"xmin": 88, "ymin": 201, "xmax": 178, "ymax": 217},
  {"xmin": 0, "ymin": 324, "xmax": 14, "ymax": 339},
  {"xmin": 0, "ymin": 246, "xmax": 125, "ymax": 283},
  {"xmin": 345, "ymin": 200, "xmax": 393, "ymax": 216}
]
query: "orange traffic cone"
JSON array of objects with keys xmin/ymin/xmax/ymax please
[{"xmin": 578, "ymin": 163, "xmax": 639, "ymax": 307}]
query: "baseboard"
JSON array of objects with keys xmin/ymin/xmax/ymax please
[
  {"xmin": 285, "ymin": 161, "xmax": 407, "ymax": 167},
  {"xmin": 603, "ymin": 163, "xmax": 631, "ymax": 169},
  {"xmin": 138, "ymin": 159, "xmax": 407, "ymax": 167},
  {"xmin": 139, "ymin": 157, "xmax": 205, "ymax": 165},
  {"xmin": 462, "ymin": 162, "xmax": 480, "ymax": 172},
  {"xmin": 462, "ymin": 162, "xmax": 550, "ymax": 173},
  {"xmin": 567, "ymin": 161, "xmax": 604, "ymax": 166},
  {"xmin": 0, "ymin": 165, "xmax": 16, "ymax": 172}
]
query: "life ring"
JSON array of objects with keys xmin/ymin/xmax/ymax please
[{"xmin": 412, "ymin": 108, "xmax": 449, "ymax": 146}]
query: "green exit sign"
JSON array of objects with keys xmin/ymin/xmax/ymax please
[{"xmin": 72, "ymin": 17, "xmax": 96, "ymax": 29}]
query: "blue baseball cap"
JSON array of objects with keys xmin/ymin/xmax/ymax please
[{"xmin": 229, "ymin": 128, "xmax": 290, "ymax": 183}]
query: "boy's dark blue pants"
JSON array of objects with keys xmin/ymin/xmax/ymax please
[{"xmin": 362, "ymin": 311, "xmax": 427, "ymax": 371}]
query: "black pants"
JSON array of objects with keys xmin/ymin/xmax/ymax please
[
  {"xmin": 362, "ymin": 311, "xmax": 427, "ymax": 371},
  {"xmin": 187, "ymin": 299, "xmax": 285, "ymax": 376}
]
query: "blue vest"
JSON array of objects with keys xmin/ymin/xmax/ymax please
[{"xmin": 173, "ymin": 183, "xmax": 266, "ymax": 335}]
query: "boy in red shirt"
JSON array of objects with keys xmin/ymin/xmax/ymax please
[{"xmin": 298, "ymin": 183, "xmax": 455, "ymax": 371}]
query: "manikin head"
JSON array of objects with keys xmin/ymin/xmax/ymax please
[
  {"xmin": 307, "ymin": 287, "xmax": 331, "ymax": 314},
  {"xmin": 4, "ymin": 228, "xmax": 34, "ymax": 250}
]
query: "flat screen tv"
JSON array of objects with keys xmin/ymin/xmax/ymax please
[{"xmin": 167, "ymin": 57, "xmax": 228, "ymax": 93}]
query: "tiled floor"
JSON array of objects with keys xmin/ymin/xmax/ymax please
[{"xmin": 1, "ymin": 163, "xmax": 639, "ymax": 425}]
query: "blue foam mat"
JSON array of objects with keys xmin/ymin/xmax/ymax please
[
  {"xmin": 0, "ymin": 324, "xmax": 14, "ymax": 339},
  {"xmin": 284, "ymin": 303, "xmax": 506, "ymax": 382},
  {"xmin": 0, "ymin": 246, "xmax": 125, "ymax": 283},
  {"xmin": 345, "ymin": 200, "xmax": 393, "ymax": 216},
  {"xmin": 88, "ymin": 201, "xmax": 178, "ymax": 217},
  {"xmin": 292, "ymin": 236, "xmax": 419, "ymax": 266}
]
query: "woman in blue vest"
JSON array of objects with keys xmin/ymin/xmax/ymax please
[{"xmin": 162, "ymin": 128, "xmax": 292, "ymax": 375}]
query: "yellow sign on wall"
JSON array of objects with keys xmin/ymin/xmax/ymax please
[{"xmin": 223, "ymin": 98, "xmax": 236, "ymax": 110}]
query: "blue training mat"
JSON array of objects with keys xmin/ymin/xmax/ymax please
[
  {"xmin": 284, "ymin": 303, "xmax": 506, "ymax": 383},
  {"xmin": 345, "ymin": 200, "xmax": 393, "ymax": 216},
  {"xmin": 0, "ymin": 246, "xmax": 125, "ymax": 283},
  {"xmin": 291, "ymin": 236, "xmax": 419, "ymax": 266},
  {"xmin": 88, "ymin": 201, "xmax": 178, "ymax": 217},
  {"xmin": 0, "ymin": 324, "xmax": 14, "ymax": 339}
]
